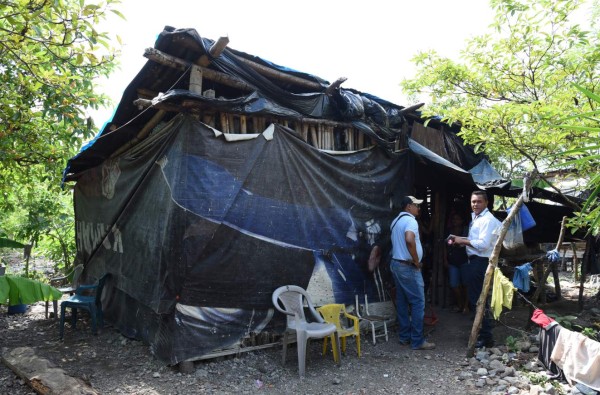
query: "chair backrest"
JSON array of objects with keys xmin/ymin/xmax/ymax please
[
  {"xmin": 317, "ymin": 304, "xmax": 345, "ymax": 330},
  {"xmin": 272, "ymin": 285, "xmax": 322, "ymax": 329},
  {"xmin": 71, "ymin": 264, "xmax": 84, "ymax": 288},
  {"xmin": 95, "ymin": 273, "xmax": 110, "ymax": 305}
]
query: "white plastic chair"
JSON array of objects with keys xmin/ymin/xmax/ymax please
[
  {"xmin": 354, "ymin": 294, "xmax": 389, "ymax": 345},
  {"xmin": 272, "ymin": 285, "xmax": 341, "ymax": 378}
]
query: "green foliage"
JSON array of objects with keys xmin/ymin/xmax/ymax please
[
  {"xmin": 555, "ymin": 84, "xmax": 600, "ymax": 235},
  {"xmin": 401, "ymin": 0, "xmax": 599, "ymax": 186},
  {"xmin": 546, "ymin": 313, "xmax": 578, "ymax": 329},
  {"xmin": 504, "ymin": 335, "xmax": 519, "ymax": 352},
  {"xmin": 0, "ymin": 0, "xmax": 123, "ymax": 270}
]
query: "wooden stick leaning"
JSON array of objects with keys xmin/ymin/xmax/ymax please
[
  {"xmin": 466, "ymin": 174, "xmax": 535, "ymax": 357},
  {"xmin": 531, "ymin": 216, "xmax": 567, "ymax": 305}
]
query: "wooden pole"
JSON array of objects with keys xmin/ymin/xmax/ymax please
[
  {"xmin": 110, "ymin": 110, "xmax": 167, "ymax": 158},
  {"xmin": 325, "ymin": 77, "xmax": 347, "ymax": 96},
  {"xmin": 189, "ymin": 66, "xmax": 203, "ymax": 94},
  {"xmin": 144, "ymin": 48, "xmax": 254, "ymax": 92},
  {"xmin": 578, "ymin": 236, "xmax": 592, "ymax": 311},
  {"xmin": 573, "ymin": 242, "xmax": 580, "ymax": 281},
  {"xmin": 466, "ymin": 172, "xmax": 537, "ymax": 357},
  {"xmin": 531, "ymin": 217, "xmax": 567, "ymax": 304},
  {"xmin": 196, "ymin": 36, "xmax": 230, "ymax": 67}
]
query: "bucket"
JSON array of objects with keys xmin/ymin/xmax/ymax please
[
  {"xmin": 519, "ymin": 204, "xmax": 536, "ymax": 231},
  {"xmin": 8, "ymin": 303, "xmax": 28, "ymax": 315},
  {"xmin": 507, "ymin": 204, "xmax": 536, "ymax": 232}
]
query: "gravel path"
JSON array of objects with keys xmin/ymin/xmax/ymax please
[{"xmin": 1, "ymin": 277, "xmax": 598, "ymax": 395}]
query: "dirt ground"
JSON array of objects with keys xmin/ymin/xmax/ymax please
[{"xmin": 1, "ymin": 272, "xmax": 599, "ymax": 395}]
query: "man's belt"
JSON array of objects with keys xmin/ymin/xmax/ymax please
[
  {"xmin": 392, "ymin": 258, "xmax": 415, "ymax": 265},
  {"xmin": 468, "ymin": 255, "xmax": 488, "ymax": 260}
]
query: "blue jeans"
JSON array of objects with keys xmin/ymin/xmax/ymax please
[
  {"xmin": 390, "ymin": 261, "xmax": 425, "ymax": 349},
  {"xmin": 448, "ymin": 264, "xmax": 464, "ymax": 288},
  {"xmin": 460, "ymin": 256, "xmax": 493, "ymax": 342}
]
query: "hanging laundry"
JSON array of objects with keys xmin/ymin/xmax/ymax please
[
  {"xmin": 551, "ymin": 328, "xmax": 600, "ymax": 391},
  {"xmin": 537, "ymin": 322, "xmax": 566, "ymax": 380},
  {"xmin": 531, "ymin": 308, "xmax": 556, "ymax": 329},
  {"xmin": 491, "ymin": 267, "xmax": 516, "ymax": 319},
  {"xmin": 513, "ymin": 262, "xmax": 532, "ymax": 292},
  {"xmin": 546, "ymin": 249, "xmax": 561, "ymax": 263}
]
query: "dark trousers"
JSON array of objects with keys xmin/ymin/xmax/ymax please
[{"xmin": 460, "ymin": 255, "xmax": 493, "ymax": 342}]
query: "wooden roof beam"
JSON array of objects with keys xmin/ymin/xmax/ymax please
[
  {"xmin": 231, "ymin": 55, "xmax": 324, "ymax": 91},
  {"xmin": 196, "ymin": 36, "xmax": 230, "ymax": 67},
  {"xmin": 133, "ymin": 97, "xmax": 363, "ymax": 129},
  {"xmin": 144, "ymin": 47, "xmax": 254, "ymax": 92},
  {"xmin": 325, "ymin": 77, "xmax": 347, "ymax": 96}
]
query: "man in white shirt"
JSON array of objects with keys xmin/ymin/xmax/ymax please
[
  {"xmin": 390, "ymin": 195, "xmax": 435, "ymax": 350},
  {"xmin": 449, "ymin": 190, "xmax": 501, "ymax": 348}
]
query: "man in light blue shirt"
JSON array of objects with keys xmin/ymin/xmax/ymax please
[
  {"xmin": 390, "ymin": 195, "xmax": 435, "ymax": 350},
  {"xmin": 449, "ymin": 190, "xmax": 501, "ymax": 348}
]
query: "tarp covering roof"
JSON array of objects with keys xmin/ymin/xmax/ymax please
[{"xmin": 65, "ymin": 27, "xmax": 411, "ymax": 179}]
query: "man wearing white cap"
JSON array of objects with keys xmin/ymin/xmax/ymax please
[{"xmin": 389, "ymin": 195, "xmax": 435, "ymax": 350}]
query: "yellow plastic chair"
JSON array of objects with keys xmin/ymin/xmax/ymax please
[{"xmin": 317, "ymin": 304, "xmax": 361, "ymax": 357}]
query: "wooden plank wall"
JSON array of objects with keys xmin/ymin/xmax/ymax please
[{"xmin": 199, "ymin": 111, "xmax": 370, "ymax": 151}]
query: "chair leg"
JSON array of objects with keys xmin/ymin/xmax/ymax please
[
  {"xmin": 297, "ymin": 331, "xmax": 308, "ymax": 378},
  {"xmin": 53, "ymin": 300, "xmax": 58, "ymax": 320},
  {"xmin": 383, "ymin": 321, "xmax": 389, "ymax": 342},
  {"xmin": 332, "ymin": 332, "xmax": 341, "ymax": 365},
  {"xmin": 356, "ymin": 333, "xmax": 361, "ymax": 357},
  {"xmin": 71, "ymin": 308, "xmax": 78, "ymax": 329},
  {"xmin": 322, "ymin": 335, "xmax": 329, "ymax": 356},
  {"xmin": 370, "ymin": 322, "xmax": 376, "ymax": 345},
  {"xmin": 90, "ymin": 306, "xmax": 97, "ymax": 335},
  {"xmin": 59, "ymin": 305, "xmax": 67, "ymax": 339},
  {"xmin": 282, "ymin": 331, "xmax": 289, "ymax": 365},
  {"xmin": 45, "ymin": 301, "xmax": 49, "ymax": 319},
  {"xmin": 341, "ymin": 337, "xmax": 347, "ymax": 354}
]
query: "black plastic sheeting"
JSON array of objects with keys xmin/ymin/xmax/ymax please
[
  {"xmin": 75, "ymin": 115, "xmax": 411, "ymax": 363},
  {"xmin": 64, "ymin": 27, "xmax": 406, "ymax": 179}
]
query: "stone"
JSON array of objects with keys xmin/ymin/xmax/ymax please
[
  {"xmin": 178, "ymin": 361, "xmax": 194, "ymax": 374},
  {"xmin": 501, "ymin": 367, "xmax": 516, "ymax": 377},
  {"xmin": 458, "ymin": 372, "xmax": 472, "ymax": 380},
  {"xmin": 529, "ymin": 384, "xmax": 542, "ymax": 395},
  {"xmin": 489, "ymin": 360, "xmax": 505, "ymax": 371},
  {"xmin": 477, "ymin": 368, "xmax": 488, "ymax": 376},
  {"xmin": 476, "ymin": 351, "xmax": 489, "ymax": 361},
  {"xmin": 516, "ymin": 341, "xmax": 531, "ymax": 351}
]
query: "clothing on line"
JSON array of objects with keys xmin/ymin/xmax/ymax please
[
  {"xmin": 531, "ymin": 308, "xmax": 556, "ymax": 329},
  {"xmin": 491, "ymin": 267, "xmax": 516, "ymax": 319},
  {"xmin": 551, "ymin": 326, "xmax": 600, "ymax": 391},
  {"xmin": 512, "ymin": 262, "xmax": 532, "ymax": 292},
  {"xmin": 537, "ymin": 322, "xmax": 566, "ymax": 380}
]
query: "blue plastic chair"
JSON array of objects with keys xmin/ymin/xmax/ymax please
[{"xmin": 59, "ymin": 273, "xmax": 109, "ymax": 339}]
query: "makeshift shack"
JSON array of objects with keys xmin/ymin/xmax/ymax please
[{"xmin": 63, "ymin": 27, "xmax": 576, "ymax": 364}]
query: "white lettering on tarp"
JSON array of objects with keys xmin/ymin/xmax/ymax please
[
  {"xmin": 112, "ymin": 226, "xmax": 123, "ymax": 253},
  {"xmin": 76, "ymin": 221, "xmax": 124, "ymax": 255}
]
